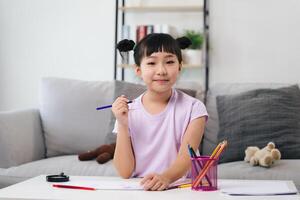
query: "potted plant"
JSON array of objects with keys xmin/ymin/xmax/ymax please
[{"xmin": 182, "ymin": 30, "xmax": 204, "ymax": 66}]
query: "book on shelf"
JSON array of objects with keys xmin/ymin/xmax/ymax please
[
  {"xmin": 146, "ymin": 25, "xmax": 154, "ymax": 35},
  {"xmin": 123, "ymin": 24, "xmax": 177, "ymax": 43},
  {"xmin": 136, "ymin": 25, "xmax": 147, "ymax": 42},
  {"xmin": 155, "ymin": 24, "xmax": 177, "ymax": 36}
]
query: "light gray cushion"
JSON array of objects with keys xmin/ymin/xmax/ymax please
[
  {"xmin": 216, "ymin": 85, "xmax": 300, "ymax": 163},
  {"xmin": 175, "ymin": 81, "xmax": 204, "ymax": 102},
  {"xmin": 202, "ymin": 83, "xmax": 292, "ymax": 156},
  {"xmin": 0, "ymin": 155, "xmax": 117, "ymax": 188},
  {"xmin": 218, "ymin": 160, "xmax": 300, "ymax": 190},
  {"xmin": 39, "ymin": 77, "xmax": 115, "ymax": 157},
  {"xmin": 0, "ymin": 109, "xmax": 45, "ymax": 168}
]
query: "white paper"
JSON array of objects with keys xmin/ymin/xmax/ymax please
[
  {"xmin": 220, "ymin": 180, "xmax": 298, "ymax": 196},
  {"xmin": 53, "ymin": 178, "xmax": 191, "ymax": 191}
]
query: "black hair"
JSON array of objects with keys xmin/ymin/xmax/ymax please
[{"xmin": 116, "ymin": 33, "xmax": 191, "ymax": 66}]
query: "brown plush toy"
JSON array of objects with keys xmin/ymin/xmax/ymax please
[{"xmin": 78, "ymin": 143, "xmax": 116, "ymax": 164}]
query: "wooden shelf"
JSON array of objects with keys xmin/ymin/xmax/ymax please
[
  {"xmin": 182, "ymin": 64, "xmax": 203, "ymax": 68},
  {"xmin": 118, "ymin": 6, "xmax": 203, "ymax": 12},
  {"xmin": 117, "ymin": 64, "xmax": 203, "ymax": 68}
]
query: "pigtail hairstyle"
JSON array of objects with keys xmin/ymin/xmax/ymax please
[
  {"xmin": 176, "ymin": 37, "xmax": 192, "ymax": 50},
  {"xmin": 116, "ymin": 39, "xmax": 135, "ymax": 52},
  {"xmin": 116, "ymin": 39, "xmax": 135, "ymax": 62}
]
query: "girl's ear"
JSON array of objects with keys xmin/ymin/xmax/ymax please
[
  {"xmin": 135, "ymin": 65, "xmax": 141, "ymax": 77},
  {"xmin": 179, "ymin": 62, "xmax": 182, "ymax": 71}
]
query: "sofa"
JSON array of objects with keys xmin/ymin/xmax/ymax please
[{"xmin": 0, "ymin": 78, "xmax": 299, "ymax": 190}]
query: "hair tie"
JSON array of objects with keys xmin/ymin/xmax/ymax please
[
  {"xmin": 116, "ymin": 39, "xmax": 135, "ymax": 52},
  {"xmin": 176, "ymin": 37, "xmax": 192, "ymax": 49}
]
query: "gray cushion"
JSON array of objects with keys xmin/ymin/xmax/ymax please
[
  {"xmin": 218, "ymin": 160, "xmax": 300, "ymax": 191},
  {"xmin": 202, "ymin": 83, "xmax": 292, "ymax": 156},
  {"xmin": 40, "ymin": 77, "xmax": 115, "ymax": 157},
  {"xmin": 0, "ymin": 109, "xmax": 45, "ymax": 168},
  {"xmin": 216, "ymin": 85, "xmax": 300, "ymax": 163}
]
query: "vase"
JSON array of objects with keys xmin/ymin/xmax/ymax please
[{"xmin": 182, "ymin": 49, "xmax": 202, "ymax": 67}]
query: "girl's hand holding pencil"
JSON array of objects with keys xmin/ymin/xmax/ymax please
[{"xmin": 111, "ymin": 95, "xmax": 131, "ymax": 127}]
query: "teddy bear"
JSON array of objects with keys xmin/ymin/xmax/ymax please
[
  {"xmin": 78, "ymin": 143, "xmax": 116, "ymax": 164},
  {"xmin": 244, "ymin": 142, "xmax": 281, "ymax": 167}
]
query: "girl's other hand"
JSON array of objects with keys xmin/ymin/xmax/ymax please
[
  {"xmin": 112, "ymin": 95, "xmax": 130, "ymax": 126},
  {"xmin": 140, "ymin": 173, "xmax": 171, "ymax": 191}
]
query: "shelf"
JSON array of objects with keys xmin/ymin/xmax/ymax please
[
  {"xmin": 117, "ymin": 64, "xmax": 203, "ymax": 69},
  {"xmin": 115, "ymin": 0, "xmax": 209, "ymax": 91},
  {"xmin": 118, "ymin": 6, "xmax": 203, "ymax": 12}
]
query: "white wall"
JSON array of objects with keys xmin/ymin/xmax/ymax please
[
  {"xmin": 210, "ymin": 0, "xmax": 300, "ymax": 85},
  {"xmin": 0, "ymin": 0, "xmax": 115, "ymax": 111}
]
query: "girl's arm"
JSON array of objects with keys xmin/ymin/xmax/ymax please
[
  {"xmin": 112, "ymin": 96, "xmax": 135, "ymax": 178},
  {"xmin": 141, "ymin": 116, "xmax": 206, "ymax": 190},
  {"xmin": 113, "ymin": 124, "xmax": 135, "ymax": 178}
]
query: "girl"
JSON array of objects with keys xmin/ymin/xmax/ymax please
[{"xmin": 112, "ymin": 33, "xmax": 208, "ymax": 191}]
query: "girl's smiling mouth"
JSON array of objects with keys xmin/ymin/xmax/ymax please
[{"xmin": 153, "ymin": 79, "xmax": 169, "ymax": 83}]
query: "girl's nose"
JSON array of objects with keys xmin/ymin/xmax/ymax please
[{"xmin": 157, "ymin": 63, "xmax": 167, "ymax": 75}]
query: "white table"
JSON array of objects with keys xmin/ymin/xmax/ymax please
[{"xmin": 0, "ymin": 176, "xmax": 298, "ymax": 200}]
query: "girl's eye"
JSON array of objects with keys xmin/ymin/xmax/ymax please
[
  {"xmin": 147, "ymin": 62, "xmax": 155, "ymax": 65},
  {"xmin": 166, "ymin": 60, "xmax": 175, "ymax": 64}
]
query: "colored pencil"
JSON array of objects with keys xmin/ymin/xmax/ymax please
[
  {"xmin": 168, "ymin": 183, "xmax": 192, "ymax": 190},
  {"xmin": 188, "ymin": 145, "xmax": 212, "ymax": 187},
  {"xmin": 96, "ymin": 100, "xmax": 133, "ymax": 110},
  {"xmin": 53, "ymin": 184, "xmax": 96, "ymax": 191}
]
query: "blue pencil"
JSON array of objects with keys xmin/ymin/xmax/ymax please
[
  {"xmin": 96, "ymin": 100, "xmax": 133, "ymax": 110},
  {"xmin": 188, "ymin": 145, "xmax": 200, "ymax": 174}
]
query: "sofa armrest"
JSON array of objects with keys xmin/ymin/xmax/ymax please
[{"xmin": 0, "ymin": 109, "xmax": 45, "ymax": 168}]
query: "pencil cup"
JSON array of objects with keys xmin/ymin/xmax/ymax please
[{"xmin": 191, "ymin": 156, "xmax": 218, "ymax": 191}]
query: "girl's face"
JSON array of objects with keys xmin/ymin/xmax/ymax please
[{"xmin": 135, "ymin": 51, "xmax": 181, "ymax": 94}]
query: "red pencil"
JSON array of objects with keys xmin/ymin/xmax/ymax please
[{"xmin": 53, "ymin": 184, "xmax": 96, "ymax": 191}]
